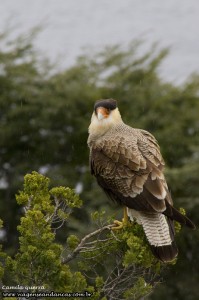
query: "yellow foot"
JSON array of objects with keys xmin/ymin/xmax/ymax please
[
  {"xmin": 112, "ymin": 218, "xmax": 130, "ymax": 230},
  {"xmin": 111, "ymin": 207, "xmax": 130, "ymax": 230}
]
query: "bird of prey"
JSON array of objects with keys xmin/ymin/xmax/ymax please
[{"xmin": 87, "ymin": 98, "xmax": 195, "ymax": 262}]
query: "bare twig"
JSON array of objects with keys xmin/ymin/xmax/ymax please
[
  {"xmin": 24, "ymin": 196, "xmax": 33, "ymax": 213},
  {"xmin": 62, "ymin": 224, "xmax": 114, "ymax": 264}
]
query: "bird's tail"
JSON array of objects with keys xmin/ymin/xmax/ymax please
[
  {"xmin": 149, "ymin": 217, "xmax": 178, "ymax": 262},
  {"xmin": 164, "ymin": 202, "xmax": 196, "ymax": 229},
  {"xmin": 127, "ymin": 209, "xmax": 178, "ymax": 262}
]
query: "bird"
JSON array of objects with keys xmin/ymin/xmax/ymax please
[{"xmin": 87, "ymin": 98, "xmax": 196, "ymax": 262}]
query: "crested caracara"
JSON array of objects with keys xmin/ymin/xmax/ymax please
[{"xmin": 87, "ymin": 99, "xmax": 195, "ymax": 262}]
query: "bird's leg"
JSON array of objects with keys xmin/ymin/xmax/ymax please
[{"xmin": 112, "ymin": 207, "xmax": 129, "ymax": 230}]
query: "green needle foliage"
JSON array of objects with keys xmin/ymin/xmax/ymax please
[
  {"xmin": 1, "ymin": 172, "xmax": 162, "ymax": 299},
  {"xmin": 4, "ymin": 172, "xmax": 84, "ymax": 292}
]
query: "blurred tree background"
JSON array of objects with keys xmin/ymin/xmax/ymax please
[{"xmin": 0, "ymin": 29, "xmax": 199, "ymax": 299}]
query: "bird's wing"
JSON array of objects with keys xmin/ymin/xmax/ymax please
[
  {"xmin": 90, "ymin": 128, "xmax": 169, "ymax": 213},
  {"xmin": 137, "ymin": 129, "xmax": 173, "ymax": 205}
]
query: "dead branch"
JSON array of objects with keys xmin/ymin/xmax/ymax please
[{"xmin": 62, "ymin": 223, "xmax": 114, "ymax": 264}]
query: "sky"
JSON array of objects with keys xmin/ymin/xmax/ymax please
[{"xmin": 1, "ymin": 0, "xmax": 199, "ymax": 84}]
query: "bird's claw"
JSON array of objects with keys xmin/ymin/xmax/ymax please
[{"xmin": 112, "ymin": 218, "xmax": 130, "ymax": 230}]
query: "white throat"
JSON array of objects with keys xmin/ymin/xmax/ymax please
[{"xmin": 88, "ymin": 108, "xmax": 123, "ymax": 137}]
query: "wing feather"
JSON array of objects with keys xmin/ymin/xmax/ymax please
[{"xmin": 90, "ymin": 129, "xmax": 168, "ymax": 213}]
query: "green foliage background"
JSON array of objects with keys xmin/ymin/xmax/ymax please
[
  {"xmin": 1, "ymin": 171, "xmax": 159, "ymax": 299},
  {"xmin": 0, "ymin": 30, "xmax": 199, "ymax": 299}
]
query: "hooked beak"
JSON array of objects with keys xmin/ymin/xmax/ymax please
[{"xmin": 96, "ymin": 107, "xmax": 109, "ymax": 120}]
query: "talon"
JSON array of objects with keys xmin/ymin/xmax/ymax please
[
  {"xmin": 111, "ymin": 207, "xmax": 130, "ymax": 230},
  {"xmin": 112, "ymin": 220, "xmax": 124, "ymax": 230},
  {"xmin": 111, "ymin": 217, "xmax": 130, "ymax": 230}
]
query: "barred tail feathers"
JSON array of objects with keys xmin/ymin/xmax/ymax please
[{"xmin": 127, "ymin": 208, "xmax": 178, "ymax": 262}]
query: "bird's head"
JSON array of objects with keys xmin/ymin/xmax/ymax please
[{"xmin": 88, "ymin": 99, "xmax": 123, "ymax": 136}]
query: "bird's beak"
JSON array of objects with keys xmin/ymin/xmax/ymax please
[{"xmin": 96, "ymin": 107, "xmax": 109, "ymax": 120}]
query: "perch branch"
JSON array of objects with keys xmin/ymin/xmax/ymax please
[{"xmin": 62, "ymin": 224, "xmax": 114, "ymax": 264}]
